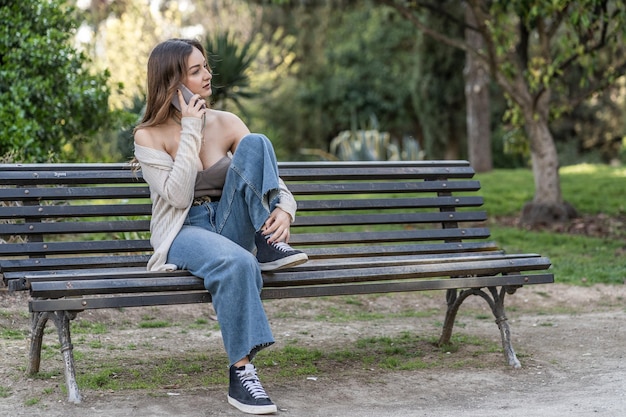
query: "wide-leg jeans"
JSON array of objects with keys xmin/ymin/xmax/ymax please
[{"xmin": 167, "ymin": 134, "xmax": 279, "ymax": 366}]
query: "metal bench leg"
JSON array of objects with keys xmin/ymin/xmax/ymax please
[
  {"xmin": 439, "ymin": 288, "xmax": 463, "ymax": 347},
  {"xmin": 489, "ymin": 286, "xmax": 521, "ymax": 369},
  {"xmin": 50, "ymin": 311, "xmax": 81, "ymax": 404},
  {"xmin": 28, "ymin": 312, "xmax": 50, "ymax": 375},
  {"xmin": 438, "ymin": 286, "xmax": 521, "ymax": 368}
]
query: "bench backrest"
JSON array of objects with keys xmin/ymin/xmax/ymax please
[{"xmin": 0, "ymin": 161, "xmax": 495, "ymax": 279}]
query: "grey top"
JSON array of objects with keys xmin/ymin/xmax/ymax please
[{"xmin": 194, "ymin": 156, "xmax": 231, "ymax": 198}]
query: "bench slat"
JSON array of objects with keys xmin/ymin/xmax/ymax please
[
  {"xmin": 277, "ymin": 166, "xmax": 476, "ymax": 181},
  {"xmin": 0, "ymin": 227, "xmax": 491, "ymax": 257},
  {"xmin": 289, "ymin": 227, "xmax": 491, "ymax": 245},
  {"xmin": 0, "ymin": 160, "xmax": 470, "ymax": 172},
  {"xmin": 28, "ymin": 272, "xmax": 554, "ymax": 312},
  {"xmin": 2, "ymin": 220, "xmax": 151, "ymax": 235},
  {"xmin": 0, "ymin": 255, "xmax": 151, "ymax": 274},
  {"xmin": 13, "ymin": 252, "xmax": 538, "ymax": 284},
  {"xmin": 0, "ymin": 181, "xmax": 480, "ymax": 199},
  {"xmin": 0, "ymin": 204, "xmax": 152, "ymax": 219},
  {"xmin": 0, "ymin": 186, "xmax": 150, "ymax": 201},
  {"xmin": 293, "ymin": 211, "xmax": 487, "ymax": 227},
  {"xmin": 0, "ymin": 164, "xmax": 475, "ymax": 183},
  {"xmin": 0, "ymin": 197, "xmax": 482, "ymax": 219},
  {"xmin": 0, "ymin": 242, "xmax": 500, "ymax": 279},
  {"xmin": 0, "ymin": 170, "xmax": 140, "ymax": 185},
  {"xmin": 0, "ymin": 240, "xmax": 152, "ymax": 256},
  {"xmin": 1, "ymin": 211, "xmax": 485, "ymax": 234},
  {"xmin": 261, "ymin": 273, "xmax": 555, "ymax": 299},
  {"xmin": 296, "ymin": 196, "xmax": 484, "ymax": 211},
  {"xmin": 286, "ymin": 180, "xmax": 480, "ymax": 195},
  {"xmin": 27, "ymin": 256, "xmax": 551, "ymax": 297}
]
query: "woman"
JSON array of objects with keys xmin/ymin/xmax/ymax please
[{"xmin": 133, "ymin": 38, "xmax": 307, "ymax": 415}]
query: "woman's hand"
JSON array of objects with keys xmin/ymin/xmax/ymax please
[
  {"xmin": 261, "ymin": 207, "xmax": 293, "ymax": 243},
  {"xmin": 177, "ymin": 89, "xmax": 206, "ymax": 119}
]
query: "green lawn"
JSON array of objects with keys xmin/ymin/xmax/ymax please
[
  {"xmin": 475, "ymin": 164, "xmax": 626, "ymax": 285},
  {"xmin": 476, "ymin": 164, "xmax": 626, "ymax": 217}
]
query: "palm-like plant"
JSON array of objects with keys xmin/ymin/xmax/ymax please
[{"xmin": 203, "ymin": 32, "xmax": 260, "ymax": 119}]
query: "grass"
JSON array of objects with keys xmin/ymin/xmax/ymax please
[
  {"xmin": 474, "ymin": 164, "xmax": 626, "ymax": 285},
  {"xmin": 475, "ymin": 164, "xmax": 626, "ymax": 217},
  {"xmin": 490, "ymin": 225, "xmax": 625, "ymax": 285},
  {"xmin": 61, "ymin": 331, "xmax": 498, "ymax": 392}
]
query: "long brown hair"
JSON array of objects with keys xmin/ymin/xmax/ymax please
[{"xmin": 134, "ymin": 38, "xmax": 208, "ymax": 133}]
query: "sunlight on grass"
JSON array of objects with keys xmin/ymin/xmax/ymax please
[
  {"xmin": 491, "ymin": 226, "xmax": 626, "ymax": 285},
  {"xmin": 475, "ymin": 164, "xmax": 626, "ymax": 216},
  {"xmin": 560, "ymin": 163, "xmax": 626, "ymax": 177},
  {"xmin": 472, "ymin": 164, "xmax": 626, "ymax": 287}
]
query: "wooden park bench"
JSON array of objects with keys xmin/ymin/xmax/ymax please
[{"xmin": 0, "ymin": 161, "xmax": 553, "ymax": 403}]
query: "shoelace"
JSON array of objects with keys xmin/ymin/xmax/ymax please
[
  {"xmin": 270, "ymin": 240, "xmax": 294, "ymax": 253},
  {"xmin": 237, "ymin": 366, "xmax": 270, "ymax": 400},
  {"xmin": 262, "ymin": 233, "xmax": 294, "ymax": 253}
]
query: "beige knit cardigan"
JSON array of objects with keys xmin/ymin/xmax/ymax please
[{"xmin": 134, "ymin": 117, "xmax": 297, "ymax": 271}]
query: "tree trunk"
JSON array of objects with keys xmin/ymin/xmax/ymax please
[
  {"xmin": 464, "ymin": 5, "xmax": 492, "ymax": 173},
  {"xmin": 521, "ymin": 113, "xmax": 578, "ymax": 226}
]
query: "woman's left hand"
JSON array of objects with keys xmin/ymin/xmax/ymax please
[{"xmin": 261, "ymin": 207, "xmax": 292, "ymax": 243}]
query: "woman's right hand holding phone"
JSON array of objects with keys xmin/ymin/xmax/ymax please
[{"xmin": 177, "ymin": 89, "xmax": 206, "ymax": 120}]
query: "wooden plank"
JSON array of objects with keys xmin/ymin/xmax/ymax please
[
  {"xmin": 262, "ymin": 257, "xmax": 553, "ymax": 286},
  {"xmin": 0, "ymin": 240, "xmax": 152, "ymax": 256},
  {"xmin": 293, "ymin": 211, "xmax": 487, "ymax": 227},
  {"xmin": 27, "ymin": 256, "xmax": 551, "ymax": 297},
  {"xmin": 2, "ymin": 220, "xmax": 150, "ymax": 235},
  {"xmin": 296, "ymin": 196, "xmax": 484, "ymax": 211},
  {"xmin": 261, "ymin": 273, "xmax": 554, "ymax": 299},
  {"xmin": 0, "ymin": 204, "xmax": 152, "ymax": 219},
  {"xmin": 10, "ymin": 252, "xmax": 534, "ymax": 285},
  {"xmin": 0, "ymin": 160, "xmax": 470, "ymax": 172},
  {"xmin": 286, "ymin": 180, "xmax": 481, "ymax": 195},
  {"xmin": 0, "ymin": 170, "xmax": 142, "ymax": 185},
  {"xmin": 303, "ymin": 241, "xmax": 501, "ymax": 258},
  {"xmin": 28, "ymin": 272, "xmax": 554, "ymax": 312},
  {"xmin": 0, "ymin": 255, "xmax": 151, "ymax": 273},
  {"xmin": 0, "ymin": 186, "xmax": 150, "ymax": 202},
  {"xmin": 277, "ymin": 166, "xmax": 476, "ymax": 181},
  {"xmin": 289, "ymin": 227, "xmax": 492, "ymax": 246},
  {"xmin": 2, "ymin": 196, "xmax": 483, "ymax": 215},
  {"xmin": 1, "ymin": 242, "xmax": 500, "ymax": 278}
]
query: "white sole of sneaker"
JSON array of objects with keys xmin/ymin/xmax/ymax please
[
  {"xmin": 228, "ymin": 395, "xmax": 278, "ymax": 414},
  {"xmin": 259, "ymin": 252, "xmax": 309, "ymax": 272}
]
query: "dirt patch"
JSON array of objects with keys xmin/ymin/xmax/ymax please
[
  {"xmin": 0, "ymin": 283, "xmax": 625, "ymax": 416},
  {"xmin": 495, "ymin": 213, "xmax": 626, "ymax": 240}
]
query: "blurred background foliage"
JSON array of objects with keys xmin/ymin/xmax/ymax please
[{"xmin": 0, "ymin": 0, "xmax": 625, "ymax": 166}]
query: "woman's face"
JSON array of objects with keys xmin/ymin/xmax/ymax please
[{"xmin": 183, "ymin": 47, "xmax": 212, "ymax": 98}]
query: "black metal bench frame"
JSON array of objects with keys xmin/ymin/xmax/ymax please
[{"xmin": 0, "ymin": 161, "xmax": 553, "ymax": 403}]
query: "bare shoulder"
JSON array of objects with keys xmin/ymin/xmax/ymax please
[
  {"xmin": 133, "ymin": 127, "xmax": 155, "ymax": 148},
  {"xmin": 207, "ymin": 109, "xmax": 247, "ymax": 129},
  {"xmin": 204, "ymin": 109, "xmax": 250, "ymax": 142},
  {"xmin": 134, "ymin": 125, "xmax": 174, "ymax": 153}
]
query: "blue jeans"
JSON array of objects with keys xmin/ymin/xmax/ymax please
[{"xmin": 167, "ymin": 134, "xmax": 279, "ymax": 366}]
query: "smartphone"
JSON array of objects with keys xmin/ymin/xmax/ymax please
[{"xmin": 171, "ymin": 84, "xmax": 206, "ymax": 111}]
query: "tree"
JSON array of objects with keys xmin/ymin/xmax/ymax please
[
  {"xmin": 0, "ymin": 0, "xmax": 112, "ymax": 162},
  {"xmin": 380, "ymin": 0, "xmax": 626, "ymax": 226},
  {"xmin": 464, "ymin": 3, "xmax": 492, "ymax": 172},
  {"xmin": 253, "ymin": 2, "xmax": 422, "ymax": 158},
  {"xmin": 204, "ymin": 32, "xmax": 261, "ymax": 118}
]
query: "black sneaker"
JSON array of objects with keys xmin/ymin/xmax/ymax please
[
  {"xmin": 255, "ymin": 232, "xmax": 308, "ymax": 271},
  {"xmin": 228, "ymin": 363, "xmax": 277, "ymax": 415}
]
